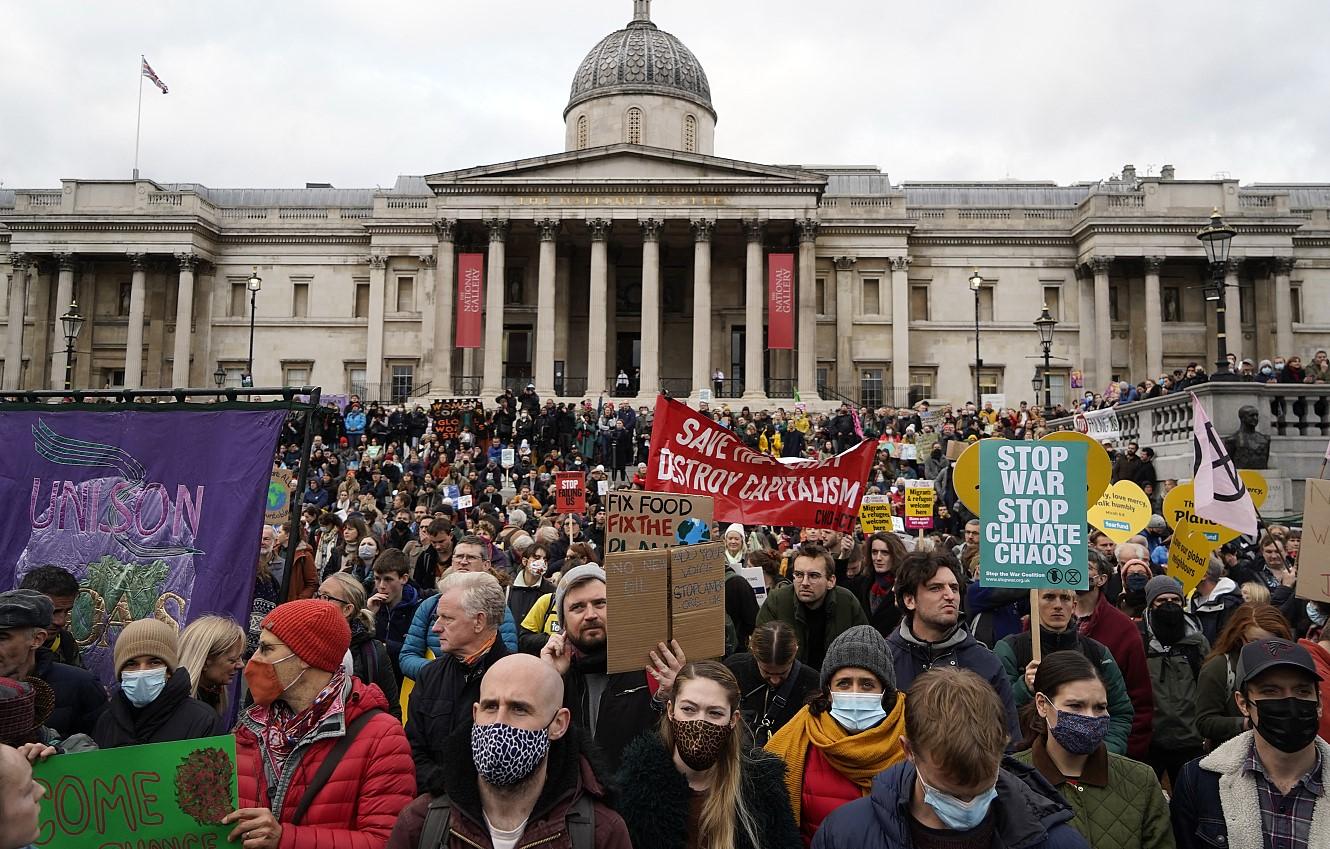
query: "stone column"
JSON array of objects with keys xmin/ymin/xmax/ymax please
[
  {"xmin": 367, "ymin": 254, "xmax": 387, "ymax": 401},
  {"xmin": 51, "ymin": 253, "xmax": 76, "ymax": 389},
  {"xmin": 1075, "ymin": 265, "xmax": 1093, "ymax": 384},
  {"xmin": 796, "ymin": 218, "xmax": 818, "ymax": 398},
  {"xmin": 4, "ymin": 253, "xmax": 30, "ymax": 389},
  {"xmin": 586, "ymin": 219, "xmax": 611, "ymax": 397},
  {"xmin": 639, "ymin": 218, "xmax": 663, "ymax": 398},
  {"xmin": 433, "ymin": 219, "xmax": 455, "ymax": 393},
  {"xmin": 890, "ymin": 256, "xmax": 911, "ymax": 405},
  {"xmin": 1224, "ymin": 258, "xmax": 1242, "ymax": 364},
  {"xmin": 1090, "ymin": 256, "xmax": 1112, "ymax": 389},
  {"xmin": 417, "ymin": 252, "xmax": 437, "ymax": 385},
  {"xmin": 169, "ymin": 253, "xmax": 197, "ymax": 388},
  {"xmin": 834, "ymin": 256, "xmax": 856, "ymax": 398},
  {"xmin": 1274, "ymin": 257, "xmax": 1296, "ymax": 358},
  {"xmin": 742, "ymin": 219, "xmax": 766, "ymax": 401},
  {"xmin": 1143, "ymin": 256, "xmax": 1164, "ymax": 381},
  {"xmin": 534, "ymin": 218, "xmax": 559, "ymax": 397},
  {"xmin": 481, "ymin": 219, "xmax": 508, "ymax": 399},
  {"xmin": 124, "ymin": 253, "xmax": 148, "ymax": 389},
  {"xmin": 691, "ymin": 219, "xmax": 714, "ymax": 398}
]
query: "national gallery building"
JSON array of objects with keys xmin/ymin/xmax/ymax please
[{"xmin": 3, "ymin": 1, "xmax": 1328, "ymax": 408}]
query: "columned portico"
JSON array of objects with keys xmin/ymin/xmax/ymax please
[
  {"xmin": 742, "ymin": 219, "xmax": 766, "ymax": 401},
  {"xmin": 535, "ymin": 218, "xmax": 559, "ymax": 397},
  {"xmin": 834, "ymin": 256, "xmax": 856, "ymax": 398},
  {"xmin": 171, "ymin": 253, "xmax": 197, "ymax": 388},
  {"xmin": 1090, "ymin": 255, "xmax": 1112, "ymax": 389},
  {"xmin": 690, "ymin": 218, "xmax": 713, "ymax": 398},
  {"xmin": 433, "ymin": 219, "xmax": 455, "ymax": 392},
  {"xmin": 1274, "ymin": 257, "xmax": 1296, "ymax": 357},
  {"xmin": 481, "ymin": 218, "xmax": 508, "ymax": 398},
  {"xmin": 890, "ymin": 255, "xmax": 910, "ymax": 404},
  {"xmin": 4, "ymin": 253, "xmax": 30, "ymax": 390},
  {"xmin": 796, "ymin": 219, "xmax": 818, "ymax": 398},
  {"xmin": 51, "ymin": 253, "xmax": 75, "ymax": 389},
  {"xmin": 640, "ymin": 218, "xmax": 662, "ymax": 397},
  {"xmin": 1143, "ymin": 256, "xmax": 1163, "ymax": 380},
  {"xmin": 366, "ymin": 254, "xmax": 386, "ymax": 401},
  {"xmin": 586, "ymin": 219, "xmax": 611, "ymax": 396},
  {"xmin": 124, "ymin": 253, "xmax": 147, "ymax": 389},
  {"xmin": 1223, "ymin": 258, "xmax": 1241, "ymax": 363}
]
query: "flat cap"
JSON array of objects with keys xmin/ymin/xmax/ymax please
[{"xmin": 0, "ymin": 590, "xmax": 53, "ymax": 630}]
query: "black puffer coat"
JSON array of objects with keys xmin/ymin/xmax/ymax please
[{"xmin": 93, "ymin": 668, "xmax": 224, "ymax": 749}]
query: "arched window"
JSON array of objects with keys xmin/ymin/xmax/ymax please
[
  {"xmin": 576, "ymin": 114, "xmax": 588, "ymax": 150},
  {"xmin": 626, "ymin": 107, "xmax": 643, "ymax": 145},
  {"xmin": 683, "ymin": 114, "xmax": 697, "ymax": 152}
]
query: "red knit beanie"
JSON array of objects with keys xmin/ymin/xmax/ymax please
[{"xmin": 260, "ymin": 599, "xmax": 350, "ymax": 673}]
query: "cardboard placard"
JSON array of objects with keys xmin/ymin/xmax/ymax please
[
  {"xmin": 555, "ymin": 471, "xmax": 586, "ymax": 514},
  {"xmin": 34, "ymin": 735, "xmax": 237, "ymax": 847},
  {"xmin": 597, "ymin": 479, "xmax": 609, "ymax": 496},
  {"xmin": 667, "ymin": 541, "xmax": 726, "ymax": 664},
  {"xmin": 604, "ymin": 548, "xmax": 672, "ymax": 674},
  {"xmin": 979, "ymin": 440, "xmax": 1088, "ymax": 590},
  {"xmin": 898, "ymin": 444, "xmax": 917, "ymax": 461},
  {"xmin": 858, "ymin": 494, "xmax": 893, "ymax": 534},
  {"xmin": 605, "ymin": 491, "xmax": 713, "ymax": 554},
  {"xmin": 1088, "ymin": 480, "xmax": 1152, "ymax": 544},
  {"xmin": 737, "ymin": 564, "xmax": 768, "ymax": 604},
  {"xmin": 904, "ymin": 480, "xmax": 935, "ymax": 530},
  {"xmin": 501, "ymin": 448, "xmax": 515, "ymax": 468},
  {"xmin": 1296, "ymin": 479, "xmax": 1330, "ymax": 602},
  {"xmin": 916, "ymin": 431, "xmax": 939, "ymax": 458},
  {"xmin": 945, "ymin": 439, "xmax": 967, "ymax": 462},
  {"xmin": 265, "ymin": 467, "xmax": 293, "ymax": 524},
  {"xmin": 1167, "ymin": 519, "xmax": 1221, "ymax": 596},
  {"xmin": 892, "ymin": 516, "xmax": 905, "ymax": 533}
]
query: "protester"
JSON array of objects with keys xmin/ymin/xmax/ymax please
[
  {"xmin": 16, "ymin": 566, "xmax": 82, "ymax": 668},
  {"xmin": 1187, "ymin": 555, "xmax": 1242, "ymax": 645},
  {"xmin": 1171, "ymin": 638, "xmax": 1330, "ymax": 849},
  {"xmin": 507, "ymin": 538, "xmax": 556, "ymax": 628},
  {"xmin": 995, "ymin": 588, "xmax": 1135, "ymax": 754},
  {"xmin": 1194, "ymin": 603, "xmax": 1292, "ymax": 748},
  {"xmin": 886, "ymin": 551, "xmax": 1022, "ymax": 745},
  {"xmin": 317, "ymin": 572, "xmax": 401, "ymax": 720},
  {"xmin": 1014, "ymin": 651, "xmax": 1174, "ymax": 849},
  {"xmin": 178, "ymin": 614, "xmax": 247, "ymax": 716},
  {"xmin": 1139, "ymin": 576, "xmax": 1210, "ymax": 785},
  {"xmin": 616, "ymin": 660, "xmax": 800, "ymax": 849},
  {"xmin": 0, "ymin": 744, "xmax": 45, "ymax": 849},
  {"xmin": 754, "ymin": 544, "xmax": 868, "ymax": 670},
  {"xmin": 369, "ymin": 548, "xmax": 422, "ymax": 685},
  {"xmin": 93, "ymin": 617, "xmax": 224, "ymax": 748},
  {"xmin": 722, "ymin": 523, "xmax": 761, "ymax": 651},
  {"xmin": 388, "ymin": 653, "xmax": 631, "ymax": 849},
  {"xmin": 764, "ymin": 625, "xmax": 908, "ymax": 844},
  {"xmin": 812, "ymin": 667, "xmax": 1088, "ymax": 849},
  {"xmin": 723, "ymin": 622, "xmax": 820, "ymax": 746},
  {"xmin": 0, "ymin": 589, "xmax": 105, "ymax": 739},
  {"xmin": 277, "ymin": 521, "xmax": 320, "ymax": 602},
  {"xmin": 228, "ymin": 598, "xmax": 415, "ymax": 849},
  {"xmin": 846, "ymin": 532, "xmax": 907, "ymax": 640}
]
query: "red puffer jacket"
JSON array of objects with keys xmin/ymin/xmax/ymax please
[
  {"xmin": 237, "ymin": 677, "xmax": 417, "ymax": 849},
  {"xmin": 799, "ymin": 745, "xmax": 863, "ymax": 846}
]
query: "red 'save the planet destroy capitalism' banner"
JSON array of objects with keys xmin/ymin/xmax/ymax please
[
  {"xmin": 767, "ymin": 252, "xmax": 795, "ymax": 350},
  {"xmin": 645, "ymin": 395, "xmax": 876, "ymax": 531},
  {"xmin": 456, "ymin": 253, "xmax": 484, "ymax": 348}
]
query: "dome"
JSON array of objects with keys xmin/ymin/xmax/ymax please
[{"xmin": 565, "ymin": 1, "xmax": 714, "ymax": 119}]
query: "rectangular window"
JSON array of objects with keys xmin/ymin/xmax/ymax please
[
  {"xmin": 354, "ymin": 282, "xmax": 370, "ymax": 319},
  {"xmin": 1239, "ymin": 283, "xmax": 1254, "ymax": 325},
  {"xmin": 816, "ymin": 365, "xmax": 829, "ymax": 392},
  {"xmin": 390, "ymin": 364, "xmax": 414, "ymax": 403},
  {"xmin": 974, "ymin": 368, "xmax": 1002, "ymax": 397},
  {"xmin": 103, "ymin": 368, "xmax": 127, "ymax": 389},
  {"xmin": 347, "ymin": 366, "xmax": 367, "ymax": 397},
  {"xmin": 1292, "ymin": 285, "xmax": 1303, "ymax": 324},
  {"xmin": 396, "ymin": 276, "xmax": 415, "ymax": 312},
  {"xmin": 223, "ymin": 367, "xmax": 246, "ymax": 389},
  {"xmin": 1042, "ymin": 370, "xmax": 1069, "ymax": 408},
  {"xmin": 283, "ymin": 366, "xmax": 310, "ymax": 387},
  {"xmin": 292, "ymin": 281, "xmax": 309, "ymax": 318},
  {"xmin": 1162, "ymin": 286, "xmax": 1183, "ymax": 323},
  {"xmin": 229, "ymin": 280, "xmax": 246, "ymax": 318},
  {"xmin": 909, "ymin": 369, "xmax": 936, "ymax": 406},
  {"xmin": 504, "ymin": 268, "xmax": 524, "ymax": 305},
  {"xmin": 815, "ymin": 278, "xmax": 827, "ymax": 315},
  {"xmin": 861, "ymin": 278, "xmax": 880, "ymax": 315},
  {"xmin": 1042, "ymin": 285, "xmax": 1062, "ymax": 320},
  {"xmin": 978, "ymin": 285, "xmax": 994, "ymax": 322},
  {"xmin": 860, "ymin": 368, "xmax": 884, "ymax": 409},
  {"xmin": 1109, "ymin": 284, "xmax": 1121, "ymax": 322},
  {"xmin": 909, "ymin": 284, "xmax": 930, "ymax": 322}
]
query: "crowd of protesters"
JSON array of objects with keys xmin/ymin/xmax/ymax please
[{"xmin": 2, "ymin": 376, "xmax": 1329, "ymax": 849}]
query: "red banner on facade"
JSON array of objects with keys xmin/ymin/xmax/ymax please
[
  {"xmin": 554, "ymin": 471, "xmax": 587, "ymax": 514},
  {"xmin": 767, "ymin": 252, "xmax": 795, "ymax": 350},
  {"xmin": 645, "ymin": 396, "xmax": 876, "ymax": 531},
  {"xmin": 456, "ymin": 253, "xmax": 484, "ymax": 348}
]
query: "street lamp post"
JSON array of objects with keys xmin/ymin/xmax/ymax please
[
  {"xmin": 213, "ymin": 364, "xmax": 226, "ymax": 388},
  {"xmin": 245, "ymin": 269, "xmax": 262, "ymax": 387},
  {"xmin": 969, "ymin": 270, "xmax": 984, "ymax": 407},
  {"xmin": 59, "ymin": 301, "xmax": 85, "ymax": 392},
  {"xmin": 1197, "ymin": 209, "xmax": 1237, "ymax": 380},
  {"xmin": 1034, "ymin": 303, "xmax": 1058, "ymax": 409}
]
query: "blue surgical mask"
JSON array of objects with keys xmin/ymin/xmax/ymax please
[
  {"xmin": 829, "ymin": 692, "xmax": 887, "ymax": 732},
  {"xmin": 919, "ymin": 770, "xmax": 998, "ymax": 831},
  {"xmin": 121, "ymin": 667, "xmax": 168, "ymax": 708}
]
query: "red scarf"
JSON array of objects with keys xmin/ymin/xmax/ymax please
[{"xmin": 255, "ymin": 669, "xmax": 347, "ymax": 780}]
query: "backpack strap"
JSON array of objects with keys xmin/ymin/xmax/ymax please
[
  {"xmin": 418, "ymin": 795, "xmax": 453, "ymax": 849},
  {"xmin": 290, "ymin": 708, "xmax": 384, "ymax": 826},
  {"xmin": 566, "ymin": 793, "xmax": 596, "ymax": 849}
]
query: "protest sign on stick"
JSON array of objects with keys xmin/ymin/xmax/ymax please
[
  {"xmin": 1087, "ymin": 481, "xmax": 1151, "ymax": 544},
  {"xmin": 858, "ymin": 494, "xmax": 892, "ymax": 534},
  {"xmin": 604, "ymin": 548, "xmax": 671, "ymax": 674},
  {"xmin": 904, "ymin": 480, "xmax": 935, "ymax": 532},
  {"xmin": 667, "ymin": 541, "xmax": 726, "ymax": 664},
  {"xmin": 1166, "ymin": 519, "xmax": 1222, "ymax": 597},
  {"xmin": 1295, "ymin": 479, "xmax": 1330, "ymax": 603},
  {"xmin": 554, "ymin": 471, "xmax": 586, "ymax": 514}
]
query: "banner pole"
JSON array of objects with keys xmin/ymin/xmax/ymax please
[
  {"xmin": 1030, "ymin": 589, "xmax": 1042, "ymax": 663},
  {"xmin": 279, "ymin": 388, "xmax": 321, "ymax": 602}
]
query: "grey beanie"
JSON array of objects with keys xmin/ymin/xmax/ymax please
[
  {"xmin": 555, "ymin": 564, "xmax": 607, "ymax": 617},
  {"xmin": 819, "ymin": 625, "xmax": 896, "ymax": 693},
  {"xmin": 1145, "ymin": 575, "xmax": 1184, "ymax": 607},
  {"xmin": 1147, "ymin": 514, "xmax": 1168, "ymax": 531}
]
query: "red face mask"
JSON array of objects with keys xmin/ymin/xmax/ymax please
[{"xmin": 244, "ymin": 654, "xmax": 300, "ymax": 707}]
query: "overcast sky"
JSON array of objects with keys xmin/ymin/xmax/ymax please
[{"xmin": 3, "ymin": 1, "xmax": 1327, "ymax": 190}]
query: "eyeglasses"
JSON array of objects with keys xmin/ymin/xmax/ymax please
[
  {"xmin": 313, "ymin": 591, "xmax": 352, "ymax": 606},
  {"xmin": 791, "ymin": 571, "xmax": 826, "ymax": 583}
]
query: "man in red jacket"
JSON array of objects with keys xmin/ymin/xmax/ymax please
[
  {"xmin": 1075, "ymin": 549, "xmax": 1154, "ymax": 759},
  {"xmin": 225, "ymin": 598, "xmax": 416, "ymax": 849}
]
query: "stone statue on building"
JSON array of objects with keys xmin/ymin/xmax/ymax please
[{"xmin": 1223, "ymin": 405, "xmax": 1270, "ymax": 469}]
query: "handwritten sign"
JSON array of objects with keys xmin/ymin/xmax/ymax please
[
  {"xmin": 501, "ymin": 448, "xmax": 515, "ymax": 469},
  {"xmin": 604, "ymin": 548, "xmax": 671, "ymax": 674},
  {"xmin": 858, "ymin": 494, "xmax": 893, "ymax": 534},
  {"xmin": 554, "ymin": 471, "xmax": 586, "ymax": 514},
  {"xmin": 668, "ymin": 542, "xmax": 725, "ymax": 664},
  {"xmin": 904, "ymin": 480, "xmax": 935, "ymax": 530},
  {"xmin": 1167, "ymin": 519, "xmax": 1221, "ymax": 596},
  {"xmin": 34, "ymin": 735, "xmax": 237, "ymax": 849},
  {"xmin": 1296, "ymin": 479, "xmax": 1330, "ymax": 603},
  {"xmin": 265, "ymin": 467, "xmax": 293, "ymax": 524},
  {"xmin": 605, "ymin": 491, "xmax": 713, "ymax": 554}
]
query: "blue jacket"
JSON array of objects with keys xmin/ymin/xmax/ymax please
[
  {"xmin": 374, "ymin": 582, "xmax": 421, "ymax": 669},
  {"xmin": 812, "ymin": 758, "xmax": 1088, "ymax": 849},
  {"xmin": 344, "ymin": 409, "xmax": 366, "ymax": 434},
  {"xmin": 398, "ymin": 592, "xmax": 518, "ymax": 680}
]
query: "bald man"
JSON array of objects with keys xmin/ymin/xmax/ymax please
[{"xmin": 388, "ymin": 654, "xmax": 632, "ymax": 849}]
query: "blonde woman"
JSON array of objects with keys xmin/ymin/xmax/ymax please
[
  {"xmin": 616, "ymin": 660, "xmax": 800, "ymax": 849},
  {"xmin": 177, "ymin": 615, "xmax": 246, "ymax": 715}
]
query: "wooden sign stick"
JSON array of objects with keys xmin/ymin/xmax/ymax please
[{"xmin": 1030, "ymin": 589, "xmax": 1043, "ymax": 663}]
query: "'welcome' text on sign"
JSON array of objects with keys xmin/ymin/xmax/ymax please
[{"xmin": 980, "ymin": 440, "xmax": 1088, "ymax": 590}]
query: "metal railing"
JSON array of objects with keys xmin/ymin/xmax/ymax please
[
  {"xmin": 451, "ymin": 376, "xmax": 482, "ymax": 396},
  {"xmin": 558, "ymin": 377, "xmax": 588, "ymax": 398},
  {"xmin": 659, "ymin": 378, "xmax": 690, "ymax": 398},
  {"xmin": 765, "ymin": 378, "xmax": 798, "ymax": 398}
]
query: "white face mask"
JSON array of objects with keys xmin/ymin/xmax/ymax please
[
  {"xmin": 528, "ymin": 559, "xmax": 547, "ymax": 577},
  {"xmin": 359, "ymin": 543, "xmax": 377, "ymax": 561}
]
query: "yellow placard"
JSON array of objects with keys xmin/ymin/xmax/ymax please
[
  {"xmin": 1088, "ymin": 480, "xmax": 1153, "ymax": 544},
  {"xmin": 904, "ymin": 482, "xmax": 935, "ymax": 530},
  {"xmin": 1167, "ymin": 519, "xmax": 1222, "ymax": 596},
  {"xmin": 1162, "ymin": 471, "xmax": 1268, "ymax": 546},
  {"xmin": 955, "ymin": 430, "xmax": 1110, "ymax": 517},
  {"xmin": 953, "ymin": 441, "xmax": 982, "ymax": 515},
  {"xmin": 859, "ymin": 495, "xmax": 893, "ymax": 534}
]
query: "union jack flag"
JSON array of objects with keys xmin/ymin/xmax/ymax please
[{"xmin": 141, "ymin": 57, "xmax": 168, "ymax": 94}]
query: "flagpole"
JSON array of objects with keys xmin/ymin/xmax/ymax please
[{"xmin": 133, "ymin": 55, "xmax": 144, "ymax": 180}]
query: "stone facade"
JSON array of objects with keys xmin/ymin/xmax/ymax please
[{"xmin": 3, "ymin": 4, "xmax": 1329, "ymax": 407}]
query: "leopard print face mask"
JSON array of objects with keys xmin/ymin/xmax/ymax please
[
  {"xmin": 670, "ymin": 716, "xmax": 733, "ymax": 771},
  {"xmin": 471, "ymin": 721, "xmax": 550, "ymax": 786}
]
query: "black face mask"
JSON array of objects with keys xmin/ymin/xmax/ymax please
[
  {"xmin": 1150, "ymin": 602, "xmax": 1186, "ymax": 646},
  {"xmin": 1251, "ymin": 696, "xmax": 1321, "ymax": 754}
]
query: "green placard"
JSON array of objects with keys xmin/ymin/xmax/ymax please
[
  {"xmin": 979, "ymin": 440, "xmax": 1088, "ymax": 590},
  {"xmin": 34, "ymin": 734, "xmax": 237, "ymax": 848}
]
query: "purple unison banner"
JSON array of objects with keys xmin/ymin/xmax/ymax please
[{"xmin": 0, "ymin": 408, "xmax": 286, "ymax": 685}]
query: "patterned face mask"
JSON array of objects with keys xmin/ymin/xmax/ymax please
[
  {"xmin": 470, "ymin": 721, "xmax": 551, "ymax": 787},
  {"xmin": 670, "ymin": 716, "xmax": 733, "ymax": 771}
]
